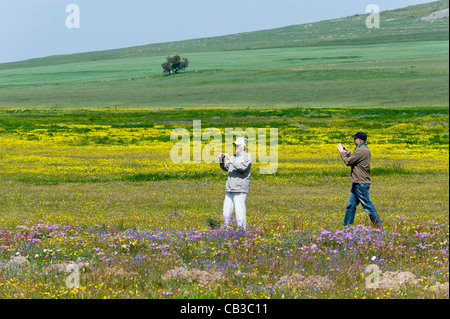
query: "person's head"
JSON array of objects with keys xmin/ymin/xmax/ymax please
[
  {"xmin": 352, "ymin": 132, "xmax": 367, "ymax": 146},
  {"xmin": 233, "ymin": 137, "xmax": 247, "ymax": 153}
]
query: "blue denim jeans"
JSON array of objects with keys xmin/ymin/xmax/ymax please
[{"xmin": 344, "ymin": 183, "xmax": 382, "ymax": 226}]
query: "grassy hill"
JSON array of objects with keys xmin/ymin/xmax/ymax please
[
  {"xmin": 0, "ymin": 0, "xmax": 448, "ymax": 108},
  {"xmin": 0, "ymin": 0, "xmax": 448, "ymax": 70}
]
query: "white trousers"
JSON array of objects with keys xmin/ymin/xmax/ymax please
[{"xmin": 223, "ymin": 192, "xmax": 248, "ymax": 229}]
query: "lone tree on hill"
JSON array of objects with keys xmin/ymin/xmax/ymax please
[{"xmin": 162, "ymin": 55, "xmax": 189, "ymax": 75}]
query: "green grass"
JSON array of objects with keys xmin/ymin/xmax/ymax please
[{"xmin": 1, "ymin": 41, "xmax": 447, "ymax": 87}]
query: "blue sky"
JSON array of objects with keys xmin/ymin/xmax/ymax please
[{"xmin": 0, "ymin": 0, "xmax": 435, "ymax": 63}]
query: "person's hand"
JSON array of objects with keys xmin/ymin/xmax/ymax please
[{"xmin": 338, "ymin": 143, "xmax": 349, "ymax": 153}]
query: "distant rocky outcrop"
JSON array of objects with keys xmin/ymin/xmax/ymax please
[{"xmin": 421, "ymin": 8, "xmax": 449, "ymax": 21}]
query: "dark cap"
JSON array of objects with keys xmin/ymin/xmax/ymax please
[{"xmin": 352, "ymin": 132, "xmax": 367, "ymax": 141}]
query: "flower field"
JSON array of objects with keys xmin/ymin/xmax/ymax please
[{"xmin": 0, "ymin": 107, "xmax": 448, "ymax": 299}]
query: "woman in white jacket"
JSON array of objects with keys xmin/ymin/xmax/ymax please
[{"xmin": 219, "ymin": 137, "xmax": 252, "ymax": 229}]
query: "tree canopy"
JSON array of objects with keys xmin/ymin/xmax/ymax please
[{"xmin": 162, "ymin": 55, "xmax": 189, "ymax": 75}]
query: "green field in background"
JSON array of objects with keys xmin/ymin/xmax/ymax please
[{"xmin": 0, "ymin": 41, "xmax": 448, "ymax": 108}]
